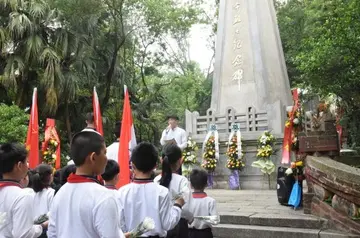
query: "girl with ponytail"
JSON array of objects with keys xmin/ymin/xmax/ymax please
[
  {"xmin": 154, "ymin": 144, "xmax": 193, "ymax": 238},
  {"xmin": 31, "ymin": 164, "xmax": 55, "ymax": 220}
]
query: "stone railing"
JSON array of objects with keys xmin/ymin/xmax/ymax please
[
  {"xmin": 185, "ymin": 106, "xmax": 271, "ymax": 140},
  {"xmin": 304, "ymin": 156, "xmax": 360, "ymax": 235}
]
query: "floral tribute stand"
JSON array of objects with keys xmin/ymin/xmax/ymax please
[
  {"xmin": 251, "ymin": 131, "xmax": 276, "ymax": 189},
  {"xmin": 226, "ymin": 124, "xmax": 245, "ymax": 190},
  {"xmin": 181, "ymin": 136, "xmax": 198, "ymax": 179},
  {"xmin": 42, "ymin": 118, "xmax": 61, "ymax": 170},
  {"xmin": 201, "ymin": 124, "xmax": 219, "ymax": 189}
]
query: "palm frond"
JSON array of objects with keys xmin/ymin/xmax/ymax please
[
  {"xmin": 2, "ymin": 55, "xmax": 24, "ymax": 88},
  {"xmin": 0, "ymin": 0, "xmax": 19, "ymax": 11},
  {"xmin": 9, "ymin": 12, "xmax": 33, "ymax": 39},
  {"xmin": 0, "ymin": 27, "xmax": 8, "ymax": 51},
  {"xmin": 25, "ymin": 34, "xmax": 43, "ymax": 62},
  {"xmin": 40, "ymin": 47, "xmax": 61, "ymax": 88},
  {"xmin": 29, "ymin": 1, "xmax": 47, "ymax": 19}
]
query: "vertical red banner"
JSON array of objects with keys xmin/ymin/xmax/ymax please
[
  {"xmin": 93, "ymin": 87, "xmax": 104, "ymax": 136},
  {"xmin": 281, "ymin": 89, "xmax": 299, "ymax": 164},
  {"xmin": 26, "ymin": 88, "xmax": 39, "ymax": 169}
]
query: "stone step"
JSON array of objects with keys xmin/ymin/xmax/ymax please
[
  {"xmin": 219, "ymin": 212, "xmax": 328, "ymax": 229},
  {"xmin": 213, "ymin": 224, "xmax": 360, "ymax": 238}
]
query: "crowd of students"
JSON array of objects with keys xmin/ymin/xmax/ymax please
[{"xmin": 0, "ymin": 131, "xmax": 217, "ymax": 238}]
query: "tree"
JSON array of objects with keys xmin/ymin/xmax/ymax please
[
  {"xmin": 277, "ymin": 0, "xmax": 360, "ymax": 144},
  {"xmin": 0, "ymin": 104, "xmax": 28, "ymax": 143}
]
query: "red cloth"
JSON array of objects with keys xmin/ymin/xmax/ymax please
[
  {"xmin": 26, "ymin": 88, "xmax": 39, "ymax": 169},
  {"xmin": 93, "ymin": 87, "xmax": 104, "ymax": 136},
  {"xmin": 67, "ymin": 173, "xmax": 100, "ymax": 184},
  {"xmin": 116, "ymin": 86, "xmax": 135, "ymax": 188},
  {"xmin": 42, "ymin": 118, "xmax": 61, "ymax": 169}
]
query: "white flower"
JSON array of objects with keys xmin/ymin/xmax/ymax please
[
  {"xmin": 293, "ymin": 118, "xmax": 299, "ymax": 125},
  {"xmin": 53, "ymin": 141, "xmax": 58, "ymax": 147},
  {"xmin": 0, "ymin": 212, "xmax": 6, "ymax": 226},
  {"xmin": 143, "ymin": 217, "xmax": 155, "ymax": 230},
  {"xmin": 130, "ymin": 217, "xmax": 155, "ymax": 237},
  {"xmin": 285, "ymin": 168, "xmax": 293, "ymax": 175},
  {"xmin": 187, "ymin": 152, "xmax": 191, "ymax": 156}
]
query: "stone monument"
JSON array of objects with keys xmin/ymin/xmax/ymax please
[{"xmin": 186, "ymin": 0, "xmax": 292, "ymax": 189}]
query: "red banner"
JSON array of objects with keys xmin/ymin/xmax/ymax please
[
  {"xmin": 281, "ymin": 89, "xmax": 299, "ymax": 164},
  {"xmin": 26, "ymin": 88, "xmax": 39, "ymax": 169},
  {"xmin": 42, "ymin": 119, "xmax": 61, "ymax": 169},
  {"xmin": 93, "ymin": 87, "xmax": 104, "ymax": 136}
]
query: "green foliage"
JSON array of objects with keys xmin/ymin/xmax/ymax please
[
  {"xmin": 277, "ymin": 0, "xmax": 360, "ymax": 145},
  {"xmin": 0, "ymin": 0, "xmax": 212, "ymax": 155},
  {"xmin": 0, "ymin": 104, "xmax": 29, "ymax": 143}
]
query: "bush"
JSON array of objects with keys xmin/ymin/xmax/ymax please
[{"xmin": 0, "ymin": 104, "xmax": 29, "ymax": 144}]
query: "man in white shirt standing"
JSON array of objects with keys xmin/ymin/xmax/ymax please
[
  {"xmin": 160, "ymin": 115, "xmax": 187, "ymax": 175},
  {"xmin": 106, "ymin": 121, "xmax": 121, "ymax": 161},
  {"xmin": 160, "ymin": 115, "xmax": 187, "ymax": 150}
]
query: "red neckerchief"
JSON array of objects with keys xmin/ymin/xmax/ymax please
[
  {"xmin": 105, "ymin": 185, "xmax": 117, "ymax": 190},
  {"xmin": 193, "ymin": 192, "xmax": 207, "ymax": 198},
  {"xmin": 132, "ymin": 178, "xmax": 153, "ymax": 184},
  {"xmin": 67, "ymin": 173, "xmax": 100, "ymax": 184},
  {"xmin": 0, "ymin": 180, "xmax": 22, "ymax": 188}
]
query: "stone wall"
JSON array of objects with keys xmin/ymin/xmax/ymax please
[{"xmin": 304, "ymin": 156, "xmax": 360, "ymax": 235}]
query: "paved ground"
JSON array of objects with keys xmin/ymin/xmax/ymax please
[{"xmin": 206, "ymin": 189, "xmax": 304, "ymax": 216}]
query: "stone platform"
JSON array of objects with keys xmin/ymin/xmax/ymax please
[{"xmin": 206, "ymin": 189, "xmax": 360, "ymax": 238}]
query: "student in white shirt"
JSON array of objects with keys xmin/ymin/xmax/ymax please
[
  {"xmin": 118, "ymin": 142, "xmax": 185, "ymax": 238},
  {"xmin": 47, "ymin": 131, "xmax": 127, "ymax": 238},
  {"xmin": 0, "ymin": 143, "xmax": 47, "ymax": 237},
  {"xmin": 31, "ymin": 164, "xmax": 55, "ymax": 220},
  {"xmin": 188, "ymin": 169, "xmax": 218, "ymax": 238},
  {"xmin": 101, "ymin": 160, "xmax": 119, "ymax": 190},
  {"xmin": 154, "ymin": 144, "xmax": 193, "ymax": 238},
  {"xmin": 20, "ymin": 170, "xmax": 35, "ymax": 195}
]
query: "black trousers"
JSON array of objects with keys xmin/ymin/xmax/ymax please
[
  {"xmin": 188, "ymin": 228, "xmax": 213, "ymax": 238},
  {"xmin": 166, "ymin": 218, "xmax": 188, "ymax": 238}
]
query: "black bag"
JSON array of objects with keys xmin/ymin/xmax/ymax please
[{"xmin": 277, "ymin": 167, "xmax": 295, "ymax": 206}]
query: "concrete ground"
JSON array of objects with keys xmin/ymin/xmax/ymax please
[{"xmin": 206, "ymin": 189, "xmax": 302, "ymax": 215}]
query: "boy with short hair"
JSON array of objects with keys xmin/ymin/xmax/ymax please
[
  {"xmin": 0, "ymin": 143, "xmax": 46, "ymax": 237},
  {"xmin": 101, "ymin": 160, "xmax": 120, "ymax": 190},
  {"xmin": 188, "ymin": 169, "xmax": 218, "ymax": 238},
  {"xmin": 47, "ymin": 131, "xmax": 126, "ymax": 238},
  {"xmin": 118, "ymin": 142, "xmax": 184, "ymax": 238}
]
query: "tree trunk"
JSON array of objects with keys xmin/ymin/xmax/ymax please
[{"xmin": 64, "ymin": 101, "xmax": 72, "ymax": 142}]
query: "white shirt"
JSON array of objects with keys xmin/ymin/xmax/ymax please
[
  {"xmin": 117, "ymin": 181, "xmax": 182, "ymax": 237},
  {"xmin": 188, "ymin": 193, "xmax": 217, "ymax": 229},
  {"xmin": 154, "ymin": 174, "xmax": 193, "ymax": 222},
  {"xmin": 106, "ymin": 142, "xmax": 119, "ymax": 161},
  {"xmin": 0, "ymin": 185, "xmax": 43, "ymax": 237},
  {"xmin": 33, "ymin": 188, "xmax": 55, "ymax": 220},
  {"xmin": 47, "ymin": 181, "xmax": 125, "ymax": 238},
  {"xmin": 160, "ymin": 127, "xmax": 187, "ymax": 150}
]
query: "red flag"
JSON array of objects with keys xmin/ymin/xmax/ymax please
[
  {"xmin": 26, "ymin": 88, "xmax": 39, "ymax": 169},
  {"xmin": 93, "ymin": 87, "xmax": 104, "ymax": 136},
  {"xmin": 281, "ymin": 89, "xmax": 299, "ymax": 164},
  {"xmin": 116, "ymin": 85, "xmax": 137, "ymax": 188},
  {"xmin": 42, "ymin": 119, "xmax": 61, "ymax": 169}
]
